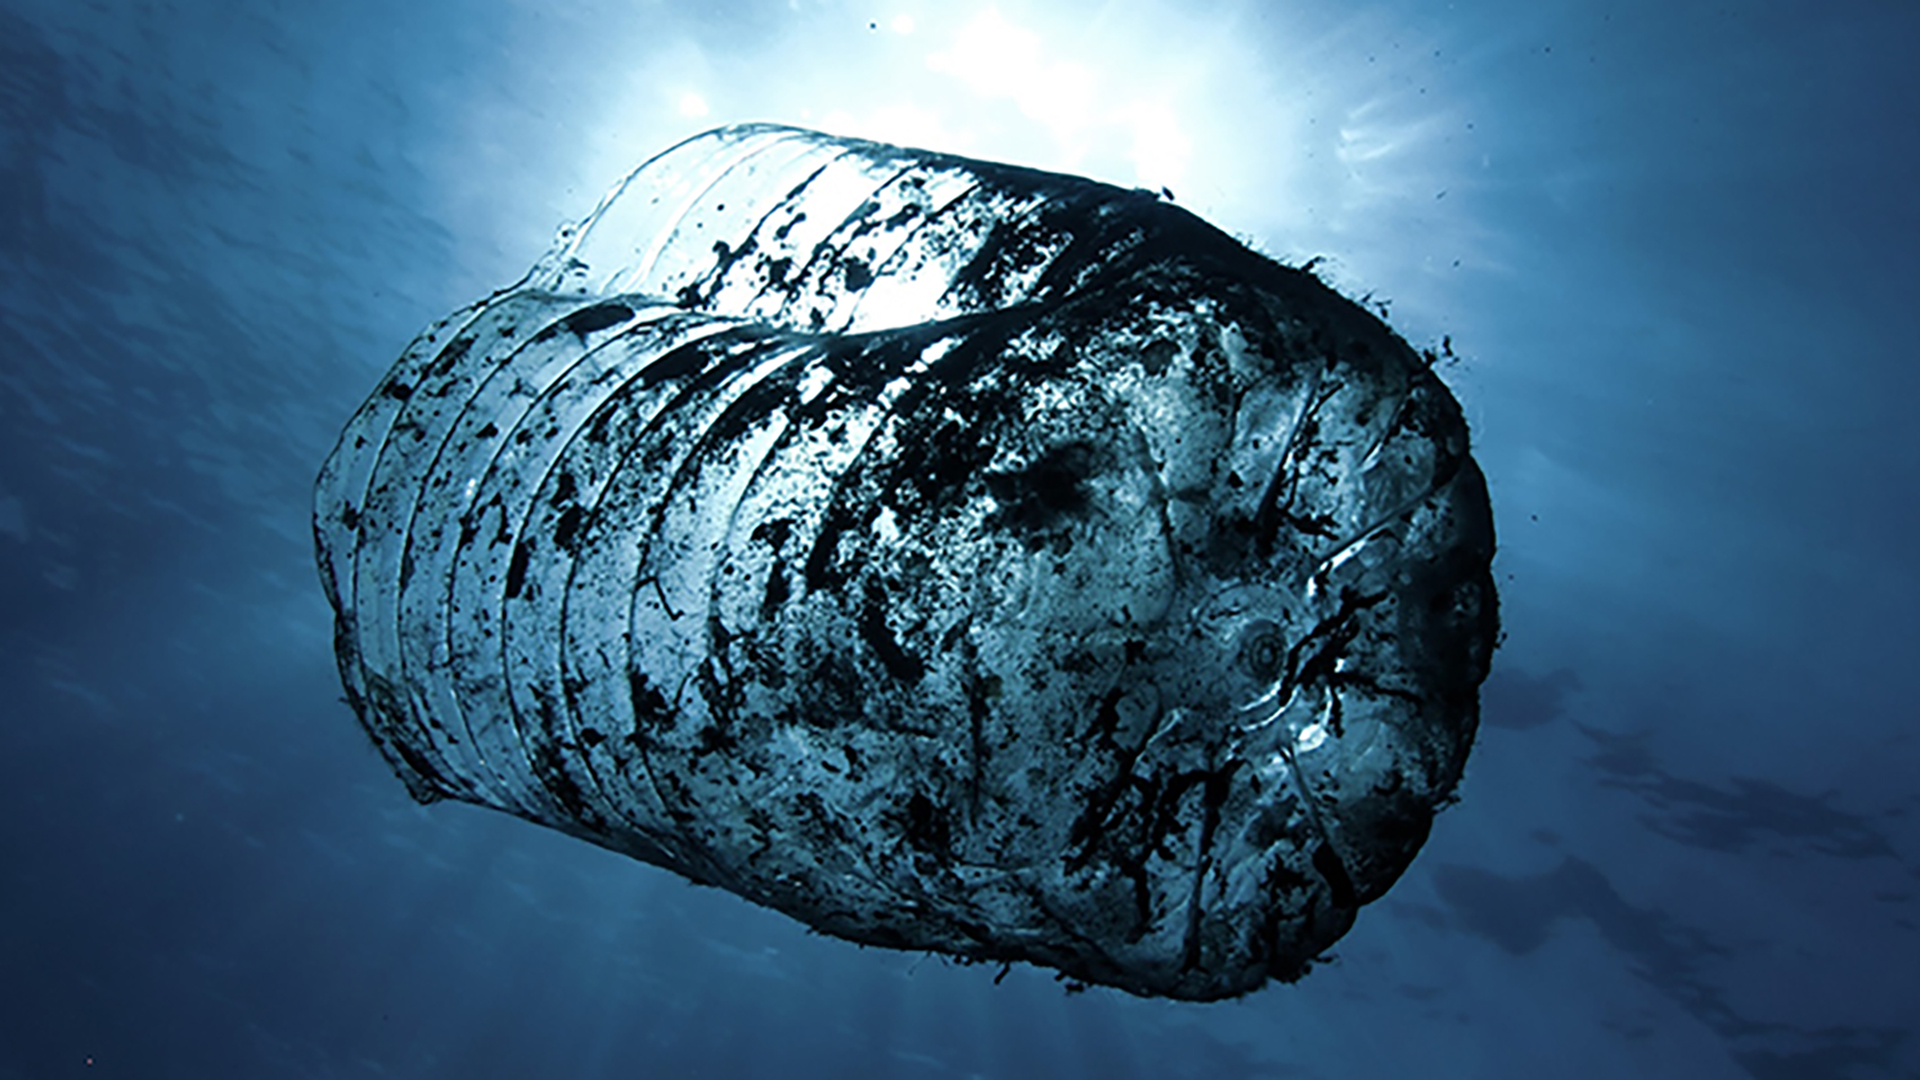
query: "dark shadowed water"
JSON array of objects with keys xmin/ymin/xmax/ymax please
[{"xmin": 2, "ymin": 2, "xmax": 1915, "ymax": 1077}]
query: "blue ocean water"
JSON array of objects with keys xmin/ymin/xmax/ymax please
[{"xmin": 1, "ymin": 1, "xmax": 1914, "ymax": 1077}]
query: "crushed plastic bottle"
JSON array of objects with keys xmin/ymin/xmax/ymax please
[{"xmin": 314, "ymin": 125, "xmax": 1498, "ymax": 1000}]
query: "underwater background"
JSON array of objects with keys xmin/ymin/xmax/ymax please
[{"xmin": 1, "ymin": 0, "xmax": 1915, "ymax": 1077}]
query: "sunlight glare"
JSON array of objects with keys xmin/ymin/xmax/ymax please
[
  {"xmin": 927, "ymin": 9, "xmax": 1099, "ymax": 142},
  {"xmin": 1121, "ymin": 99, "xmax": 1190, "ymax": 193}
]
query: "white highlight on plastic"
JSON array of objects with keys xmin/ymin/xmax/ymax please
[
  {"xmin": 1296, "ymin": 721, "xmax": 1328, "ymax": 754},
  {"xmin": 796, "ymin": 364, "xmax": 834, "ymax": 405}
]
